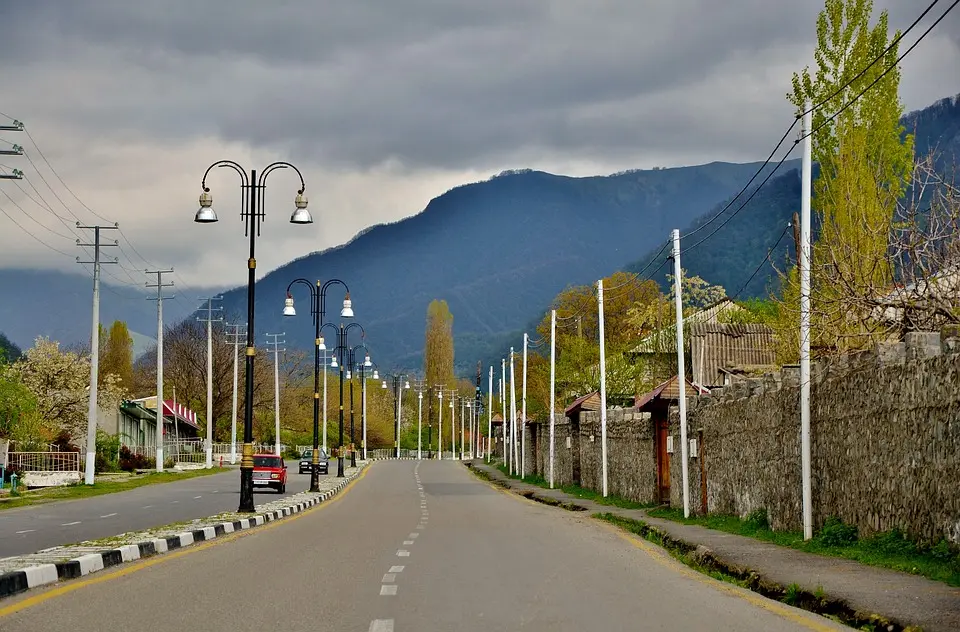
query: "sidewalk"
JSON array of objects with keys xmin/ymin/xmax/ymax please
[{"xmin": 471, "ymin": 461, "xmax": 960, "ymax": 632}]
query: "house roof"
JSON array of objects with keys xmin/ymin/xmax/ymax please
[
  {"xmin": 564, "ymin": 391, "xmax": 602, "ymax": 416},
  {"xmin": 688, "ymin": 322, "xmax": 776, "ymax": 387},
  {"xmin": 128, "ymin": 396, "xmax": 200, "ymax": 429},
  {"xmin": 635, "ymin": 375, "xmax": 710, "ymax": 410},
  {"xmin": 630, "ymin": 298, "xmax": 746, "ymax": 353}
]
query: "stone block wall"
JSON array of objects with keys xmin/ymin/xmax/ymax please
[
  {"xmin": 533, "ymin": 416, "xmax": 575, "ymax": 487},
  {"xmin": 669, "ymin": 331, "xmax": 960, "ymax": 542},
  {"xmin": 532, "ymin": 409, "xmax": 659, "ymax": 504}
]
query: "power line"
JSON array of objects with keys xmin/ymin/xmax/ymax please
[
  {"xmin": 802, "ymin": 0, "xmax": 946, "ymax": 116},
  {"xmin": 731, "ymin": 222, "xmax": 793, "ymax": 300},
  {"xmin": 0, "ymin": 202, "xmax": 74, "ymax": 257},
  {"xmin": 22, "ymin": 127, "xmax": 113, "ymax": 223}
]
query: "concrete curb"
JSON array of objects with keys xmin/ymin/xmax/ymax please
[{"xmin": 0, "ymin": 463, "xmax": 368, "ymax": 600}]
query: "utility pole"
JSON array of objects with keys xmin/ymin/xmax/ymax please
[
  {"xmin": 522, "ymin": 333, "xmax": 528, "ymax": 478},
  {"xmin": 77, "ymin": 223, "xmax": 119, "ymax": 485},
  {"xmin": 487, "ymin": 366, "xmax": 493, "ymax": 462},
  {"xmin": 265, "ymin": 333, "xmax": 285, "ymax": 456},
  {"xmin": 549, "ymin": 309, "xmax": 556, "ymax": 488},
  {"xmin": 198, "ymin": 296, "xmax": 223, "ymax": 468},
  {"xmin": 509, "ymin": 349, "xmax": 517, "ymax": 475},
  {"xmin": 225, "ymin": 323, "xmax": 246, "ymax": 464},
  {"xmin": 598, "ymin": 277, "xmax": 609, "ymax": 498},
  {"xmin": 671, "ymin": 230, "xmax": 690, "ymax": 517},
  {"xmin": 800, "ymin": 101, "xmax": 814, "ymax": 541},
  {"xmin": 146, "ymin": 268, "xmax": 174, "ymax": 472}
]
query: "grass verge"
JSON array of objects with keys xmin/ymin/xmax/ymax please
[
  {"xmin": 0, "ymin": 468, "xmax": 227, "ymax": 511},
  {"xmin": 595, "ymin": 513, "xmax": 905, "ymax": 632},
  {"xmin": 648, "ymin": 507, "xmax": 960, "ymax": 588},
  {"xmin": 493, "ymin": 463, "xmax": 653, "ymax": 510}
]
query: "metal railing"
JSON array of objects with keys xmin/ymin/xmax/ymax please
[{"xmin": 8, "ymin": 451, "xmax": 81, "ymax": 472}]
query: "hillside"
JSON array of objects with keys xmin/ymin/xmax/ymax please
[
  {"xmin": 0, "ymin": 269, "xmax": 219, "ymax": 353},
  {"xmin": 216, "ymin": 161, "xmax": 789, "ymax": 371}
]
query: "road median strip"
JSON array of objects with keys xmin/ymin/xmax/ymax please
[{"xmin": 0, "ymin": 461, "xmax": 370, "ymax": 600}]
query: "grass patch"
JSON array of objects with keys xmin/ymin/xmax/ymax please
[
  {"xmin": 648, "ymin": 507, "xmax": 960, "ymax": 588},
  {"xmin": 595, "ymin": 513, "xmax": 897, "ymax": 631},
  {"xmin": 493, "ymin": 462, "xmax": 653, "ymax": 510},
  {"xmin": 0, "ymin": 468, "xmax": 227, "ymax": 511}
]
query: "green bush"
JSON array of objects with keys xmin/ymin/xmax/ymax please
[
  {"xmin": 95, "ymin": 429, "xmax": 121, "ymax": 473},
  {"xmin": 744, "ymin": 508, "xmax": 770, "ymax": 531},
  {"xmin": 816, "ymin": 516, "xmax": 858, "ymax": 547}
]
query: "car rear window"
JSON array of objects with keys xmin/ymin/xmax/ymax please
[{"xmin": 253, "ymin": 456, "xmax": 283, "ymax": 468}]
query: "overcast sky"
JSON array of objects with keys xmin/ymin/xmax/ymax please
[{"xmin": 0, "ymin": 1, "xmax": 956, "ymax": 293}]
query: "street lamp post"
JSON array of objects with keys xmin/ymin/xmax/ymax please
[
  {"xmin": 332, "ymin": 322, "xmax": 366, "ymax": 475},
  {"xmin": 194, "ymin": 160, "xmax": 312, "ymax": 513},
  {"xmin": 357, "ymin": 359, "xmax": 379, "ymax": 461},
  {"xmin": 282, "ymin": 279, "xmax": 352, "ymax": 492},
  {"xmin": 346, "ymin": 342, "xmax": 372, "ymax": 468},
  {"xmin": 383, "ymin": 374, "xmax": 411, "ymax": 457}
]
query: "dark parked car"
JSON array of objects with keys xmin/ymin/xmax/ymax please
[{"xmin": 299, "ymin": 448, "xmax": 329, "ymax": 475}]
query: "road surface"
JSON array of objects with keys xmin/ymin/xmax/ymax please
[
  {"xmin": 0, "ymin": 466, "xmax": 322, "ymax": 558},
  {"xmin": 0, "ymin": 460, "xmax": 844, "ymax": 631}
]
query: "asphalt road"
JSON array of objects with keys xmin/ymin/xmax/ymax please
[
  {"xmin": 0, "ymin": 464, "xmax": 327, "ymax": 558},
  {"xmin": 1, "ymin": 461, "xmax": 845, "ymax": 632}
]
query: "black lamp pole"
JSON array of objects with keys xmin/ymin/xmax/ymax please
[
  {"xmin": 283, "ymin": 278, "xmax": 350, "ymax": 492},
  {"xmin": 334, "ymin": 322, "xmax": 366, "ymax": 476},
  {"xmin": 195, "ymin": 160, "xmax": 310, "ymax": 513},
  {"xmin": 348, "ymin": 342, "xmax": 371, "ymax": 468}
]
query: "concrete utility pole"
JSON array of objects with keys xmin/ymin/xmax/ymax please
[
  {"xmin": 521, "ymin": 333, "xmax": 528, "ymax": 478},
  {"xmin": 198, "ymin": 296, "xmax": 223, "ymax": 468},
  {"xmin": 225, "ymin": 323, "xmax": 246, "ymax": 464},
  {"xmin": 671, "ymin": 230, "xmax": 690, "ymax": 517},
  {"xmin": 265, "ymin": 333, "xmax": 285, "ymax": 456},
  {"xmin": 146, "ymin": 268, "xmax": 174, "ymax": 472},
  {"xmin": 437, "ymin": 389, "xmax": 444, "ymax": 460},
  {"xmin": 800, "ymin": 101, "xmax": 814, "ymax": 541},
  {"xmin": 597, "ymin": 278, "xmax": 609, "ymax": 498},
  {"xmin": 509, "ymin": 349, "xmax": 517, "ymax": 475},
  {"xmin": 549, "ymin": 309, "xmax": 556, "ymax": 488},
  {"xmin": 487, "ymin": 366, "xmax": 493, "ymax": 462},
  {"xmin": 77, "ymin": 223, "xmax": 119, "ymax": 485},
  {"xmin": 500, "ymin": 359, "xmax": 506, "ymax": 466}
]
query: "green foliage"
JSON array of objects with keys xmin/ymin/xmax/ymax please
[
  {"xmin": 0, "ymin": 369, "xmax": 45, "ymax": 448},
  {"xmin": 95, "ymin": 429, "xmax": 121, "ymax": 473},
  {"xmin": 100, "ymin": 321, "xmax": 134, "ymax": 389},
  {"xmin": 718, "ymin": 299, "xmax": 779, "ymax": 325},
  {"xmin": 0, "ymin": 332, "xmax": 21, "ymax": 364},
  {"xmin": 424, "ymin": 299, "xmax": 455, "ymax": 390},
  {"xmin": 788, "ymin": 0, "xmax": 914, "ymax": 353},
  {"xmin": 816, "ymin": 516, "xmax": 859, "ymax": 547}
]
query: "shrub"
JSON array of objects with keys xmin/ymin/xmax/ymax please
[
  {"xmin": 95, "ymin": 430, "xmax": 120, "ymax": 473},
  {"xmin": 118, "ymin": 446, "xmax": 156, "ymax": 472},
  {"xmin": 816, "ymin": 516, "xmax": 858, "ymax": 547},
  {"xmin": 744, "ymin": 508, "xmax": 770, "ymax": 531}
]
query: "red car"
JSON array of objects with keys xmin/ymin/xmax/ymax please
[{"xmin": 252, "ymin": 454, "xmax": 287, "ymax": 493}]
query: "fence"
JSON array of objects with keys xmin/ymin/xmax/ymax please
[
  {"xmin": 8, "ymin": 451, "xmax": 81, "ymax": 472},
  {"xmin": 367, "ymin": 448, "xmax": 462, "ymax": 460}
]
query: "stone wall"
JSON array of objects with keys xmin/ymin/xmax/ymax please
[
  {"xmin": 669, "ymin": 330, "xmax": 960, "ymax": 543},
  {"xmin": 533, "ymin": 416, "xmax": 574, "ymax": 486},
  {"xmin": 532, "ymin": 409, "xmax": 659, "ymax": 504}
]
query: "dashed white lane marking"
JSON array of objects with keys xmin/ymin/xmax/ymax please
[
  {"xmin": 409, "ymin": 533, "xmax": 419, "ymax": 539},
  {"xmin": 61, "ymin": 521, "xmax": 81, "ymax": 526},
  {"xmin": 397, "ymin": 550, "xmax": 410, "ymax": 557},
  {"xmin": 389, "ymin": 565, "xmax": 405, "ymax": 573},
  {"xmin": 15, "ymin": 529, "xmax": 35, "ymax": 534},
  {"xmin": 382, "ymin": 573, "xmax": 396, "ymax": 583},
  {"xmin": 416, "ymin": 524, "xmax": 425, "ymax": 529},
  {"xmin": 170, "ymin": 501, "xmax": 179, "ymax": 504},
  {"xmin": 100, "ymin": 513, "xmax": 117, "ymax": 518},
  {"xmin": 380, "ymin": 584, "xmax": 398, "ymax": 596},
  {"xmin": 142, "ymin": 505, "xmax": 153, "ymax": 509},
  {"xmin": 369, "ymin": 619, "xmax": 394, "ymax": 631},
  {"xmin": 403, "ymin": 540, "xmax": 414, "ymax": 545},
  {"xmin": 194, "ymin": 495, "xmax": 202, "ymax": 499}
]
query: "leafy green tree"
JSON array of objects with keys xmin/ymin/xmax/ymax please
[
  {"xmin": 787, "ymin": 0, "xmax": 914, "ymax": 352},
  {"xmin": 424, "ymin": 300, "xmax": 455, "ymax": 390},
  {"xmin": 100, "ymin": 320, "xmax": 134, "ymax": 389},
  {"xmin": 0, "ymin": 332, "xmax": 21, "ymax": 364}
]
